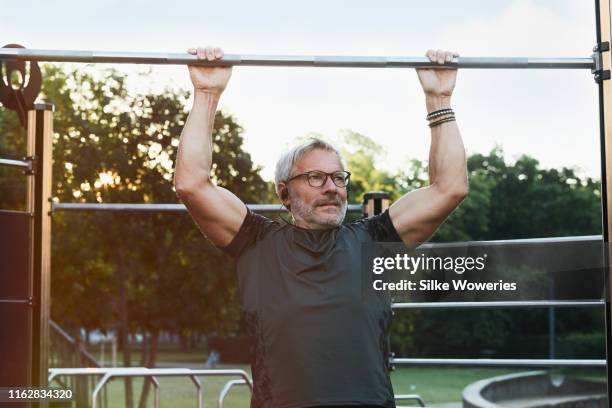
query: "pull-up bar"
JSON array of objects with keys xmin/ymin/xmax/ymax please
[{"xmin": 0, "ymin": 47, "xmax": 596, "ymax": 69}]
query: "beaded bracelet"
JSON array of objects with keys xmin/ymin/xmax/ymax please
[
  {"xmin": 428, "ymin": 113, "xmax": 455, "ymax": 124},
  {"xmin": 429, "ymin": 117, "xmax": 456, "ymax": 128},
  {"xmin": 426, "ymin": 108, "xmax": 454, "ymax": 120},
  {"xmin": 427, "ymin": 112, "xmax": 454, "ymax": 121}
]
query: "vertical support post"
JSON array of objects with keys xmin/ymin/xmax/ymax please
[
  {"xmin": 362, "ymin": 191, "xmax": 390, "ymax": 218},
  {"xmin": 26, "ymin": 103, "xmax": 54, "ymax": 399},
  {"xmin": 595, "ymin": 0, "xmax": 612, "ymax": 400},
  {"xmin": 548, "ymin": 285, "xmax": 556, "ymax": 360}
]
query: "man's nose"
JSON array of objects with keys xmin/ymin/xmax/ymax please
[{"xmin": 321, "ymin": 176, "xmax": 339, "ymax": 192}]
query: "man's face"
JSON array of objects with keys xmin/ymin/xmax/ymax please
[{"xmin": 284, "ymin": 149, "xmax": 348, "ymax": 229}]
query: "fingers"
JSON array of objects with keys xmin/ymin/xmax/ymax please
[
  {"xmin": 186, "ymin": 46, "xmax": 224, "ymax": 60},
  {"xmin": 425, "ymin": 49, "xmax": 459, "ymax": 65}
]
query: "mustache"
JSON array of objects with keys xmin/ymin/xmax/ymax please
[{"xmin": 315, "ymin": 198, "xmax": 343, "ymax": 207}]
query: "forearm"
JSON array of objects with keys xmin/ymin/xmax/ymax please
[
  {"xmin": 426, "ymin": 95, "xmax": 468, "ymax": 195},
  {"xmin": 174, "ymin": 90, "xmax": 220, "ymax": 191}
]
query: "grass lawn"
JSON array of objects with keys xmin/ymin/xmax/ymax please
[{"xmin": 77, "ymin": 349, "xmax": 606, "ymax": 407}]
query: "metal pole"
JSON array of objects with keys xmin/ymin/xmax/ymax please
[
  {"xmin": 51, "ymin": 202, "xmax": 363, "ymax": 213},
  {"xmin": 27, "ymin": 103, "xmax": 54, "ymax": 399},
  {"xmin": 0, "ymin": 158, "xmax": 32, "ymax": 171},
  {"xmin": 391, "ymin": 358, "xmax": 606, "ymax": 367},
  {"xmin": 548, "ymin": 283, "xmax": 556, "ymax": 360},
  {"xmin": 218, "ymin": 379, "xmax": 248, "ymax": 408},
  {"xmin": 0, "ymin": 47, "xmax": 595, "ymax": 70},
  {"xmin": 594, "ymin": 0, "xmax": 612, "ymax": 400},
  {"xmin": 150, "ymin": 377, "xmax": 160, "ymax": 408},
  {"xmin": 391, "ymin": 300, "xmax": 604, "ymax": 309},
  {"xmin": 362, "ymin": 191, "xmax": 390, "ymax": 218},
  {"xmin": 189, "ymin": 375, "xmax": 203, "ymax": 408}
]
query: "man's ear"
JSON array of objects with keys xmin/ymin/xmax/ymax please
[{"xmin": 277, "ymin": 182, "xmax": 288, "ymax": 202}]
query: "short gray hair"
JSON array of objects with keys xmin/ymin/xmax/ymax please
[{"xmin": 274, "ymin": 137, "xmax": 346, "ymax": 195}]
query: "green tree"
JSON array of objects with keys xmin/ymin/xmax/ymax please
[
  {"xmin": 339, "ymin": 130, "xmax": 399, "ymax": 204},
  {"xmin": 0, "ymin": 64, "xmax": 269, "ymax": 408}
]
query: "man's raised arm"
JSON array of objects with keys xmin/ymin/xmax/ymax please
[
  {"xmin": 174, "ymin": 46, "xmax": 247, "ymax": 248},
  {"xmin": 389, "ymin": 49, "xmax": 469, "ymax": 246}
]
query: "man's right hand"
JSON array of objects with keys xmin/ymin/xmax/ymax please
[{"xmin": 187, "ymin": 46, "xmax": 232, "ymax": 93}]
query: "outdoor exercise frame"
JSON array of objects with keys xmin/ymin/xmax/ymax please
[{"xmin": 2, "ymin": 1, "xmax": 612, "ymax": 406}]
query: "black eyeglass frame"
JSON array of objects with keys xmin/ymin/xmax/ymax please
[{"xmin": 286, "ymin": 170, "xmax": 352, "ymax": 188}]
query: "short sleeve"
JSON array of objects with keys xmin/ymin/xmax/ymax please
[
  {"xmin": 218, "ymin": 207, "xmax": 276, "ymax": 260},
  {"xmin": 357, "ymin": 208, "xmax": 402, "ymax": 242}
]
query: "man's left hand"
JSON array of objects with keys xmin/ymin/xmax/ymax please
[{"xmin": 416, "ymin": 49, "xmax": 459, "ymax": 97}]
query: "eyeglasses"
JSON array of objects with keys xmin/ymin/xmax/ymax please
[{"xmin": 287, "ymin": 170, "xmax": 351, "ymax": 188}]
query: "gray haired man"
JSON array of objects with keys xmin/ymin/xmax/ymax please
[{"xmin": 174, "ymin": 46, "xmax": 468, "ymax": 408}]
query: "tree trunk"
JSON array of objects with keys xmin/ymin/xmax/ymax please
[
  {"xmin": 117, "ymin": 248, "xmax": 133, "ymax": 408},
  {"xmin": 139, "ymin": 331, "xmax": 148, "ymax": 367},
  {"xmin": 179, "ymin": 333, "xmax": 187, "ymax": 351},
  {"xmin": 137, "ymin": 330, "xmax": 159, "ymax": 408}
]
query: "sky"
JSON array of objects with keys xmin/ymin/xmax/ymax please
[{"xmin": 1, "ymin": 0, "xmax": 601, "ymax": 181}]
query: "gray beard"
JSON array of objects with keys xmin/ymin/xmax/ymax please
[{"xmin": 291, "ymin": 194, "xmax": 347, "ymax": 228}]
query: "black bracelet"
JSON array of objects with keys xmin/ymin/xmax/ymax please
[
  {"xmin": 429, "ymin": 117, "xmax": 456, "ymax": 128},
  {"xmin": 428, "ymin": 113, "xmax": 455, "ymax": 124},
  {"xmin": 428, "ymin": 111, "xmax": 455, "ymax": 125},
  {"xmin": 426, "ymin": 108, "xmax": 454, "ymax": 120}
]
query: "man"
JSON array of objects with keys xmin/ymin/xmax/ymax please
[{"xmin": 174, "ymin": 46, "xmax": 468, "ymax": 408}]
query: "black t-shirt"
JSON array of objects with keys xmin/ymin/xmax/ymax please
[{"xmin": 220, "ymin": 206, "xmax": 402, "ymax": 408}]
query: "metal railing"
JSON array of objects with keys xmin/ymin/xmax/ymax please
[
  {"xmin": 389, "ymin": 299, "xmax": 607, "ymax": 368},
  {"xmin": 49, "ymin": 367, "xmax": 253, "ymax": 408},
  {"xmin": 46, "ymin": 235, "xmax": 608, "ymax": 405},
  {"xmin": 385, "ymin": 234, "xmax": 607, "ymax": 369},
  {"xmin": 48, "ymin": 367, "xmax": 431, "ymax": 408}
]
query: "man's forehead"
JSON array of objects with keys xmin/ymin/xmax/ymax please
[{"xmin": 294, "ymin": 149, "xmax": 343, "ymax": 172}]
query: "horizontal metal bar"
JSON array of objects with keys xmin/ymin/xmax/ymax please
[
  {"xmin": 416, "ymin": 234, "xmax": 604, "ymax": 249},
  {"xmin": 0, "ymin": 299, "xmax": 30, "ymax": 304},
  {"xmin": 45, "ymin": 205, "xmax": 611, "ymax": 246},
  {"xmin": 49, "ymin": 367, "xmax": 148, "ymax": 382},
  {"xmin": 51, "ymin": 202, "xmax": 363, "ymax": 213},
  {"xmin": 391, "ymin": 358, "xmax": 606, "ymax": 367},
  {"xmin": 0, "ymin": 48, "xmax": 595, "ymax": 70},
  {"xmin": 0, "ymin": 158, "xmax": 31, "ymax": 170},
  {"xmin": 392, "ymin": 300, "xmax": 605, "ymax": 309}
]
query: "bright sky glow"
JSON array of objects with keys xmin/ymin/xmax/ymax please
[{"xmin": 1, "ymin": 0, "xmax": 600, "ymax": 181}]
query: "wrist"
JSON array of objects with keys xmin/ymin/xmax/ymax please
[
  {"xmin": 194, "ymin": 89, "xmax": 221, "ymax": 102},
  {"xmin": 425, "ymin": 95, "xmax": 451, "ymax": 112},
  {"xmin": 194, "ymin": 87, "xmax": 222, "ymax": 95}
]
